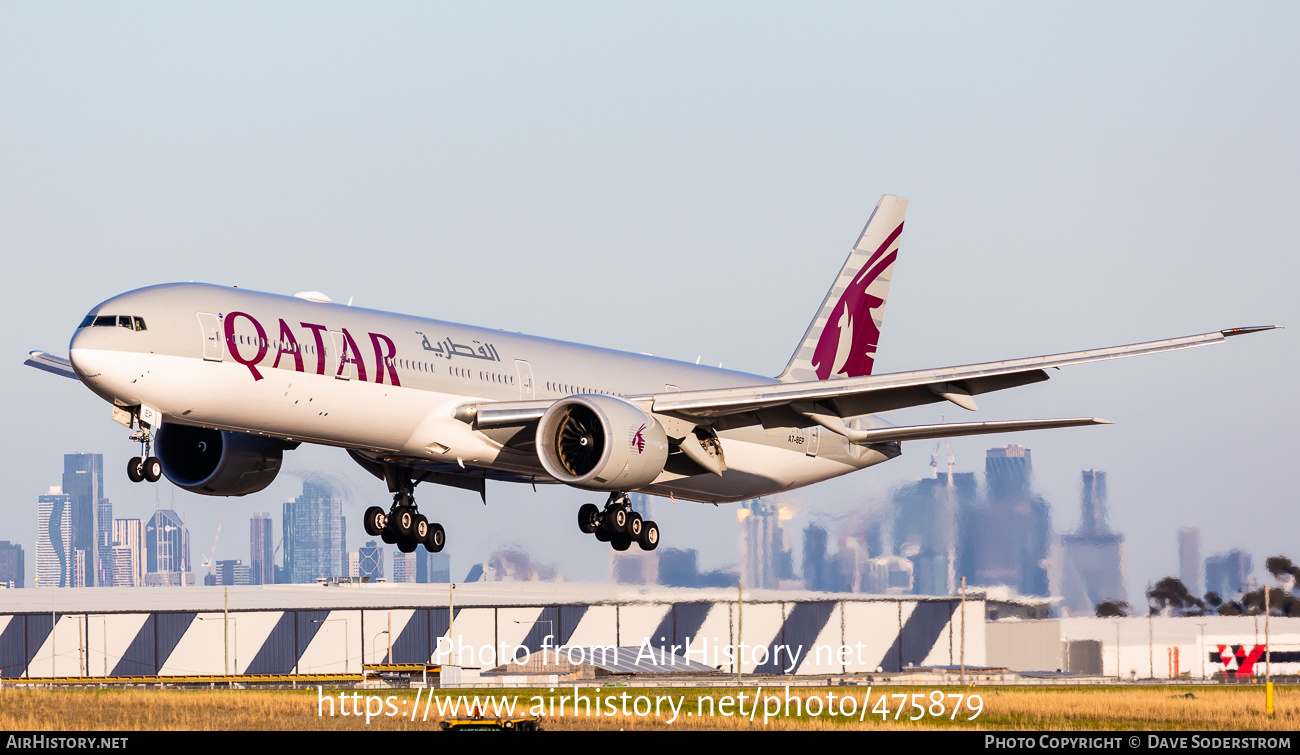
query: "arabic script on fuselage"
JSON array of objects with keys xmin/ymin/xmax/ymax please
[{"xmin": 416, "ymin": 332, "xmax": 501, "ymax": 362}]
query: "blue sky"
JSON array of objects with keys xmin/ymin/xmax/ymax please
[{"xmin": 2, "ymin": 3, "xmax": 1295, "ymax": 597}]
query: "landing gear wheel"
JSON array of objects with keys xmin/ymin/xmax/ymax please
[
  {"xmin": 364, "ymin": 507, "xmax": 386, "ymax": 537},
  {"xmin": 594, "ymin": 528, "xmax": 611, "ymax": 543},
  {"xmin": 380, "ymin": 516, "xmax": 398, "ymax": 544},
  {"xmin": 578, "ymin": 503, "xmax": 600, "ymax": 534},
  {"xmin": 127, "ymin": 457, "xmax": 144, "ymax": 483},
  {"xmin": 424, "ymin": 523, "xmax": 445, "ymax": 553},
  {"xmin": 398, "ymin": 535, "xmax": 417, "ymax": 553},
  {"xmin": 611, "ymin": 535, "xmax": 632, "ymax": 552},
  {"xmin": 626, "ymin": 512, "xmax": 643, "ymax": 540},
  {"xmin": 142, "ymin": 457, "xmax": 162, "ymax": 483},
  {"xmin": 395, "ymin": 508, "xmax": 415, "ymax": 537},
  {"xmin": 604, "ymin": 507, "xmax": 628, "ymax": 534},
  {"xmin": 414, "ymin": 514, "xmax": 429, "ymax": 543},
  {"xmin": 638, "ymin": 520, "xmax": 660, "ymax": 551}
]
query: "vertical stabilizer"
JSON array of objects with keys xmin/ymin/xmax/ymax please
[{"xmin": 778, "ymin": 194, "xmax": 907, "ymax": 382}]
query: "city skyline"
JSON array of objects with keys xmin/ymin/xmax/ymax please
[{"xmin": 7, "ymin": 444, "xmax": 1286, "ymax": 604}]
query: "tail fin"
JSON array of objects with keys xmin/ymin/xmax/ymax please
[{"xmin": 778, "ymin": 195, "xmax": 907, "ymax": 382}]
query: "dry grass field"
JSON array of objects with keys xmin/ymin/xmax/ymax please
[{"xmin": 0, "ymin": 684, "xmax": 1293, "ymax": 731}]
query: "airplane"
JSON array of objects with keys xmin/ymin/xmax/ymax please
[{"xmin": 25, "ymin": 195, "xmax": 1277, "ymax": 556}]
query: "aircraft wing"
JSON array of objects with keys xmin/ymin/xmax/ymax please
[
  {"xmin": 24, "ymin": 351, "xmax": 77, "ymax": 379},
  {"xmin": 465, "ymin": 327, "xmax": 1277, "ymax": 440},
  {"xmin": 649, "ymin": 327, "xmax": 1278, "ymax": 420}
]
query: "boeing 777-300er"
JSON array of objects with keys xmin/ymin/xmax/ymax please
[{"xmin": 26, "ymin": 195, "xmax": 1278, "ymax": 555}]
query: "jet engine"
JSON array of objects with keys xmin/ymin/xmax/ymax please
[
  {"xmin": 536, "ymin": 395, "xmax": 669, "ymax": 491},
  {"xmin": 155, "ymin": 423, "xmax": 291, "ymax": 496}
]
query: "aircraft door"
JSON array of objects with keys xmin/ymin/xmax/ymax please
[
  {"xmin": 197, "ymin": 313, "xmax": 222, "ymax": 361},
  {"xmin": 515, "ymin": 359, "xmax": 535, "ymax": 400},
  {"xmin": 330, "ymin": 331, "xmax": 352, "ymax": 380}
]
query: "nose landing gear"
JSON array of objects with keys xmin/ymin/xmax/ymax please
[
  {"xmin": 126, "ymin": 418, "xmax": 161, "ymax": 484},
  {"xmin": 363, "ymin": 469, "xmax": 446, "ymax": 553},
  {"xmin": 127, "ymin": 455, "xmax": 162, "ymax": 483},
  {"xmin": 578, "ymin": 493, "xmax": 659, "ymax": 551}
]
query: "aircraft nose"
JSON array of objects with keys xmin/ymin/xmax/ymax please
[
  {"xmin": 68, "ymin": 342, "xmax": 105, "ymax": 382},
  {"xmin": 67, "ymin": 327, "xmax": 133, "ymax": 401},
  {"xmin": 68, "ymin": 326, "xmax": 101, "ymax": 376}
]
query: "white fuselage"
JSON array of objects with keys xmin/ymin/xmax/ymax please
[{"xmin": 67, "ymin": 283, "xmax": 893, "ymax": 504}]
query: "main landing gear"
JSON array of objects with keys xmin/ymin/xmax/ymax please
[
  {"xmin": 126, "ymin": 426, "xmax": 161, "ymax": 484},
  {"xmin": 363, "ymin": 470, "xmax": 445, "ymax": 554},
  {"xmin": 578, "ymin": 492, "xmax": 659, "ymax": 552}
]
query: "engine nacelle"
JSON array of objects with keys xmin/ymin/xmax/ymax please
[
  {"xmin": 536, "ymin": 395, "xmax": 669, "ymax": 491},
  {"xmin": 155, "ymin": 423, "xmax": 289, "ymax": 496}
]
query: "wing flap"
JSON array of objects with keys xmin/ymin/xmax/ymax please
[{"xmin": 828, "ymin": 369, "xmax": 1052, "ymax": 417}]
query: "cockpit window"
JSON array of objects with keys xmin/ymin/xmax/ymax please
[{"xmin": 80, "ymin": 314, "xmax": 146, "ymax": 330}]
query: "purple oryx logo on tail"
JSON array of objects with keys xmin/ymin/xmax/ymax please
[
  {"xmin": 631, "ymin": 423, "xmax": 647, "ymax": 454},
  {"xmin": 810, "ymin": 223, "xmax": 902, "ymax": 380}
]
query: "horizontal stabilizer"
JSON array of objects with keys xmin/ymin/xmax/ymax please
[
  {"xmin": 837, "ymin": 417, "xmax": 1111, "ymax": 445},
  {"xmin": 25, "ymin": 351, "xmax": 77, "ymax": 379}
]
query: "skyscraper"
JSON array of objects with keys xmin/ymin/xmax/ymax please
[
  {"xmin": 282, "ymin": 481, "xmax": 346, "ymax": 583},
  {"xmin": 36, "ymin": 487, "xmax": 73, "ymax": 587},
  {"xmin": 802, "ymin": 523, "xmax": 829, "ymax": 592},
  {"xmin": 890, "ymin": 471, "xmax": 977, "ymax": 595},
  {"xmin": 1057, "ymin": 470, "xmax": 1127, "ymax": 615},
  {"xmin": 0, "ymin": 541, "xmax": 25, "ymax": 588},
  {"xmin": 250, "ymin": 512, "xmax": 274, "ymax": 585},
  {"xmin": 1178, "ymin": 527, "xmax": 1202, "ymax": 597},
  {"xmin": 112, "ymin": 518, "xmax": 144, "ymax": 587},
  {"xmin": 1205, "ymin": 549, "xmax": 1253, "ymax": 600},
  {"xmin": 427, "ymin": 552, "xmax": 451, "ymax": 583},
  {"xmin": 214, "ymin": 559, "xmax": 251, "ymax": 586},
  {"xmin": 738, "ymin": 498, "xmax": 790, "ymax": 590},
  {"xmin": 392, "ymin": 552, "xmax": 416, "ymax": 583},
  {"xmin": 964, "ymin": 445, "xmax": 1052, "ymax": 596},
  {"xmin": 145, "ymin": 509, "xmax": 191, "ymax": 586},
  {"xmin": 415, "ymin": 546, "xmax": 428, "ymax": 584},
  {"xmin": 62, "ymin": 454, "xmax": 106, "ymax": 587},
  {"xmin": 96, "ymin": 498, "xmax": 113, "ymax": 586},
  {"xmin": 358, "ymin": 540, "xmax": 384, "ymax": 581}
]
